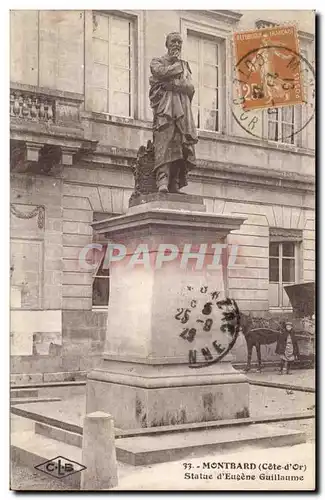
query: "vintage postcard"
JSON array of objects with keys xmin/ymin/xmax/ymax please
[{"xmin": 10, "ymin": 9, "xmax": 316, "ymax": 491}]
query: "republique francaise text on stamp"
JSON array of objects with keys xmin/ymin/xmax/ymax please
[{"xmin": 233, "ymin": 25, "xmax": 305, "ymax": 111}]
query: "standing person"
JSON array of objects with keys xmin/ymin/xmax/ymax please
[
  {"xmin": 249, "ymin": 33, "xmax": 293, "ymax": 105},
  {"xmin": 276, "ymin": 321, "xmax": 299, "ymax": 374},
  {"xmin": 149, "ymin": 32, "xmax": 198, "ymax": 193}
]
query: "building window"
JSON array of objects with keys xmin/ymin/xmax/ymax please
[
  {"xmin": 269, "ymin": 241, "xmax": 299, "ymax": 308},
  {"xmin": 186, "ymin": 32, "xmax": 222, "ymax": 132},
  {"xmin": 92, "ymin": 251, "xmax": 110, "ymax": 307},
  {"xmin": 267, "ymin": 106, "xmax": 295, "ymax": 145},
  {"xmin": 92, "ymin": 212, "xmax": 114, "ymax": 308},
  {"xmin": 92, "ymin": 12, "xmax": 134, "ymax": 117}
]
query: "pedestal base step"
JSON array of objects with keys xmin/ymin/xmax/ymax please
[
  {"xmin": 11, "ymin": 388, "xmax": 39, "ymax": 399},
  {"xmin": 11, "ymin": 400, "xmax": 83, "ymax": 435},
  {"xmin": 35, "ymin": 422, "xmax": 83, "ymax": 448},
  {"xmin": 115, "ymin": 424, "xmax": 306, "ymax": 466},
  {"xmin": 11, "ymin": 397, "xmax": 61, "ymax": 406},
  {"xmin": 12, "ymin": 400, "xmax": 313, "ymax": 443}
]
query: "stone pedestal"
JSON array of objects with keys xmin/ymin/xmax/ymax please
[{"xmin": 86, "ymin": 193, "xmax": 249, "ymax": 429}]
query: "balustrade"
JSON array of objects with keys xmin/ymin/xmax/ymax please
[{"xmin": 10, "ymin": 91, "xmax": 54, "ymax": 122}]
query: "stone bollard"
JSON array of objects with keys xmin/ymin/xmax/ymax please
[{"xmin": 81, "ymin": 411, "xmax": 118, "ymax": 490}]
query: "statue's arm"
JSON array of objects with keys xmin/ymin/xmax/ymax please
[
  {"xmin": 174, "ymin": 62, "xmax": 195, "ymax": 99},
  {"xmin": 150, "ymin": 58, "xmax": 183, "ymax": 79}
]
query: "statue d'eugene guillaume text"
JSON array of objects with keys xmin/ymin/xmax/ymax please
[{"xmin": 149, "ymin": 32, "xmax": 198, "ymax": 193}]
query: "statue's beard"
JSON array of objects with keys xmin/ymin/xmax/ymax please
[{"xmin": 169, "ymin": 48, "xmax": 181, "ymax": 58}]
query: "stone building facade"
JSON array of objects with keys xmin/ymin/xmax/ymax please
[{"xmin": 10, "ymin": 10, "xmax": 315, "ymax": 382}]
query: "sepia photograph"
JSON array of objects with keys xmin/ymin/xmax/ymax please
[{"xmin": 9, "ymin": 7, "xmax": 316, "ymax": 491}]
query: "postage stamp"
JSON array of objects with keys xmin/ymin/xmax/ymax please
[
  {"xmin": 233, "ymin": 25, "xmax": 305, "ymax": 111},
  {"xmin": 230, "ymin": 28, "xmax": 315, "ymax": 142}
]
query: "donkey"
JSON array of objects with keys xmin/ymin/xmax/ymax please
[{"xmin": 240, "ymin": 313, "xmax": 283, "ymax": 372}]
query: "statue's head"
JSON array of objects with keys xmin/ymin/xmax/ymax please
[{"xmin": 165, "ymin": 32, "xmax": 183, "ymax": 59}]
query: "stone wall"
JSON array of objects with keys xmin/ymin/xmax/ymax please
[
  {"xmin": 303, "ymin": 213, "xmax": 315, "ymax": 282},
  {"xmin": 10, "ymin": 171, "xmax": 108, "ymax": 380},
  {"xmin": 10, "ymin": 173, "xmax": 63, "ymax": 375},
  {"xmin": 61, "ymin": 310, "xmax": 107, "ymax": 373}
]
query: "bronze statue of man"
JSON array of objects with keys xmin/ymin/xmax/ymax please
[{"xmin": 149, "ymin": 32, "xmax": 198, "ymax": 193}]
